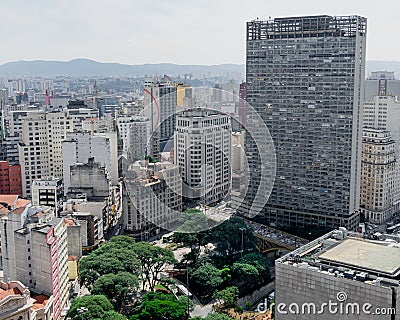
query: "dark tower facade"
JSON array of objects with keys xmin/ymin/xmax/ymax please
[{"xmin": 244, "ymin": 15, "xmax": 367, "ymax": 230}]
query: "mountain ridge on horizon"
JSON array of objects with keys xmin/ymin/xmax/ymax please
[
  {"xmin": 1, "ymin": 58, "xmax": 244, "ymax": 66},
  {"xmin": 0, "ymin": 58, "xmax": 246, "ymax": 77},
  {"xmin": 0, "ymin": 58, "xmax": 399, "ymax": 77}
]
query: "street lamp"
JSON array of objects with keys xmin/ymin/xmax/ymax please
[
  {"xmin": 239, "ymin": 227, "xmax": 245, "ymax": 257},
  {"xmin": 186, "ymin": 261, "xmax": 190, "ymax": 320},
  {"xmin": 77, "ymin": 307, "xmax": 88, "ymax": 320}
]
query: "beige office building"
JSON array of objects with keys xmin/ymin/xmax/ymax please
[{"xmin": 360, "ymin": 128, "xmax": 399, "ymax": 224}]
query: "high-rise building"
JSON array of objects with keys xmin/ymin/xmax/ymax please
[
  {"xmin": 365, "ymin": 71, "xmax": 400, "ymax": 102},
  {"xmin": 363, "ymin": 95, "xmax": 400, "ymax": 151},
  {"xmin": 67, "ymin": 158, "xmax": 122, "ymax": 232},
  {"xmin": 18, "ymin": 111, "xmax": 73, "ymax": 197},
  {"xmin": 175, "ymin": 82, "xmax": 193, "ymax": 108},
  {"xmin": 144, "ymin": 76, "xmax": 177, "ymax": 151},
  {"xmin": 362, "ymin": 95, "xmax": 400, "ymax": 223},
  {"xmin": 360, "ymin": 129, "xmax": 399, "ymax": 224},
  {"xmin": 0, "ymin": 89, "xmax": 7, "ymax": 161},
  {"xmin": 275, "ymin": 228, "xmax": 400, "ymax": 320},
  {"xmin": 62, "ymin": 130, "xmax": 118, "ymax": 195},
  {"xmin": 2, "ymin": 109, "xmax": 40, "ymax": 166},
  {"xmin": 81, "ymin": 117, "xmax": 111, "ymax": 134},
  {"xmin": 94, "ymin": 96, "xmax": 120, "ymax": 117},
  {"xmin": 174, "ymin": 109, "xmax": 231, "ymax": 205},
  {"xmin": 5, "ymin": 79, "xmax": 26, "ymax": 98},
  {"xmin": 31, "ymin": 177, "xmax": 64, "ymax": 215},
  {"xmin": 117, "ymin": 116, "xmax": 151, "ymax": 158},
  {"xmin": 67, "ymin": 158, "xmax": 110, "ymax": 200},
  {"xmin": 238, "ymin": 82, "xmax": 247, "ymax": 126},
  {"xmin": 62, "ymin": 216, "xmax": 82, "ymax": 259},
  {"xmin": 41, "ymin": 80, "xmax": 54, "ymax": 93},
  {"xmin": 67, "ymin": 108, "xmax": 99, "ymax": 131},
  {"xmin": 245, "ymin": 15, "xmax": 367, "ymax": 229},
  {"xmin": 0, "ymin": 160, "xmax": 22, "ymax": 195},
  {"xmin": 1, "ymin": 208, "xmax": 68, "ymax": 320},
  {"xmin": 65, "ymin": 212, "xmax": 103, "ymax": 252},
  {"xmin": 212, "ymin": 84, "xmax": 223, "ymax": 103},
  {"xmin": 122, "ymin": 161, "xmax": 182, "ymax": 238},
  {"xmin": 126, "ymin": 116, "xmax": 151, "ymax": 163}
]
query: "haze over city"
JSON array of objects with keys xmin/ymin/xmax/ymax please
[{"xmin": 0, "ymin": 0, "xmax": 399, "ymax": 65}]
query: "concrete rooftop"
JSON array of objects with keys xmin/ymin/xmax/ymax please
[{"xmin": 318, "ymin": 238, "xmax": 400, "ymax": 276}]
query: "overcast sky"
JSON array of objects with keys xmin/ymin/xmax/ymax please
[{"xmin": 0, "ymin": 0, "xmax": 398, "ymax": 65}]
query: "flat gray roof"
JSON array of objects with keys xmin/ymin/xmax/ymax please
[{"xmin": 318, "ymin": 238, "xmax": 400, "ymax": 276}]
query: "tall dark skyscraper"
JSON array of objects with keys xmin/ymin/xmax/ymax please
[{"xmin": 245, "ymin": 15, "xmax": 367, "ymax": 230}]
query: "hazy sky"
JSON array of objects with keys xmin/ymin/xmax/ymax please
[{"xmin": 0, "ymin": 0, "xmax": 398, "ymax": 65}]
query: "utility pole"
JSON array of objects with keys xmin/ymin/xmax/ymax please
[
  {"xmin": 239, "ymin": 227, "xmax": 245, "ymax": 257},
  {"xmin": 186, "ymin": 261, "xmax": 190, "ymax": 319}
]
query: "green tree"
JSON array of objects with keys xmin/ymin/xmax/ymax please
[
  {"xmin": 191, "ymin": 313, "xmax": 234, "ymax": 320},
  {"xmin": 159, "ymin": 277, "xmax": 177, "ymax": 290},
  {"xmin": 67, "ymin": 295, "xmax": 115, "ymax": 319},
  {"xmin": 103, "ymin": 311, "xmax": 128, "ymax": 320},
  {"xmin": 237, "ymin": 252, "xmax": 271, "ymax": 285},
  {"xmin": 92, "ymin": 272, "xmax": 139, "ymax": 311},
  {"xmin": 191, "ymin": 263, "xmax": 223, "ymax": 291},
  {"xmin": 231, "ymin": 262, "xmax": 259, "ymax": 284},
  {"xmin": 78, "ymin": 236, "xmax": 140, "ymax": 288},
  {"xmin": 207, "ymin": 217, "xmax": 256, "ymax": 263},
  {"xmin": 176, "ymin": 208, "xmax": 209, "ymax": 233},
  {"xmin": 213, "ymin": 286, "xmax": 239, "ymax": 309},
  {"xmin": 173, "ymin": 209, "xmax": 213, "ymax": 266},
  {"xmin": 132, "ymin": 242, "xmax": 177, "ymax": 290},
  {"xmin": 79, "ymin": 256, "xmax": 125, "ymax": 287},
  {"xmin": 130, "ymin": 292, "xmax": 192, "ymax": 320}
]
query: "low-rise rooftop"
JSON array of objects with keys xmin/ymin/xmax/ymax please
[
  {"xmin": 318, "ymin": 238, "xmax": 400, "ymax": 276},
  {"xmin": 31, "ymin": 294, "xmax": 50, "ymax": 311},
  {"xmin": 277, "ymin": 228, "xmax": 400, "ymax": 287},
  {"xmin": 0, "ymin": 195, "xmax": 30, "ymax": 214}
]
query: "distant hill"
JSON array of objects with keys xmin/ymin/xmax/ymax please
[
  {"xmin": 0, "ymin": 59, "xmax": 245, "ymax": 77},
  {"xmin": 0, "ymin": 58, "xmax": 398, "ymax": 78}
]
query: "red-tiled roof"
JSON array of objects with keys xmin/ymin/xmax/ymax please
[
  {"xmin": 63, "ymin": 218, "xmax": 77, "ymax": 226},
  {"xmin": 15, "ymin": 198, "xmax": 31, "ymax": 208},
  {"xmin": 9, "ymin": 207, "xmax": 26, "ymax": 215},
  {"xmin": 0, "ymin": 204, "xmax": 9, "ymax": 215},
  {"xmin": 31, "ymin": 294, "xmax": 50, "ymax": 310},
  {"xmin": 0, "ymin": 287, "xmax": 22, "ymax": 301},
  {"xmin": 31, "ymin": 211, "xmax": 47, "ymax": 218},
  {"xmin": 68, "ymin": 255, "xmax": 78, "ymax": 261},
  {"xmin": 0, "ymin": 195, "xmax": 18, "ymax": 206},
  {"xmin": 0, "ymin": 195, "xmax": 30, "ymax": 214}
]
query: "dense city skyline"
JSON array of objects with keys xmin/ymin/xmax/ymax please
[
  {"xmin": 2, "ymin": 4, "xmax": 400, "ymax": 319},
  {"xmin": 0, "ymin": 0, "xmax": 399, "ymax": 65}
]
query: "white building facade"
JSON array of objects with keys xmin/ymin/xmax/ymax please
[
  {"xmin": 174, "ymin": 109, "xmax": 232, "ymax": 205},
  {"xmin": 123, "ymin": 161, "xmax": 182, "ymax": 238},
  {"xmin": 18, "ymin": 111, "xmax": 73, "ymax": 197},
  {"xmin": 62, "ymin": 131, "xmax": 118, "ymax": 195}
]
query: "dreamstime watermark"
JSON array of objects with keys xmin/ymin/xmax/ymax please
[{"xmin": 257, "ymin": 291, "xmax": 396, "ymax": 316}]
